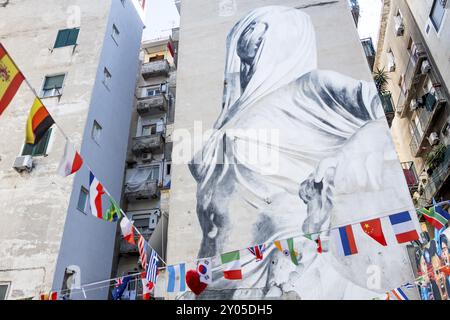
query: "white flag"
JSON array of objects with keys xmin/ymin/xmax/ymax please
[{"xmin": 196, "ymin": 258, "xmax": 212, "ymax": 284}]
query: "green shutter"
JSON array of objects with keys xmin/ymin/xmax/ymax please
[
  {"xmin": 33, "ymin": 129, "xmax": 52, "ymax": 156},
  {"xmin": 54, "ymin": 29, "xmax": 70, "ymax": 48},
  {"xmin": 21, "ymin": 143, "xmax": 34, "ymax": 156},
  {"xmin": 43, "ymin": 75, "xmax": 65, "ymax": 90},
  {"xmin": 67, "ymin": 28, "xmax": 80, "ymax": 46}
]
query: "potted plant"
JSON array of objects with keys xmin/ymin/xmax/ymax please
[{"xmin": 425, "ymin": 143, "xmax": 447, "ymax": 175}]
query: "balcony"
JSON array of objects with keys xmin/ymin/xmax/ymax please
[
  {"xmin": 141, "ymin": 59, "xmax": 170, "ymax": 79},
  {"xmin": 124, "ymin": 180, "xmax": 159, "ymax": 201},
  {"xmin": 397, "ymin": 43, "xmax": 428, "ymax": 117},
  {"xmin": 423, "ymin": 145, "xmax": 450, "ymax": 204},
  {"xmin": 131, "ymin": 134, "xmax": 164, "ymax": 156},
  {"xmin": 401, "ymin": 161, "xmax": 419, "ymax": 194},
  {"xmin": 409, "ymin": 87, "xmax": 447, "ymax": 157},
  {"xmin": 137, "ymin": 95, "xmax": 168, "ymax": 116},
  {"xmin": 379, "ymin": 92, "xmax": 395, "ymax": 127},
  {"xmin": 120, "ymin": 232, "xmax": 151, "ymax": 254}
]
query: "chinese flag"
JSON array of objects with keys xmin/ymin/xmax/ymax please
[{"xmin": 360, "ymin": 218, "xmax": 387, "ymax": 246}]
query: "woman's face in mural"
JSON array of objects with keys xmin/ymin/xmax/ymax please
[
  {"xmin": 442, "ymin": 242, "xmax": 449, "ymax": 266},
  {"xmin": 420, "ymin": 255, "xmax": 429, "ymax": 279}
]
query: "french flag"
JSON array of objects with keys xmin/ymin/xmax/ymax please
[
  {"xmin": 388, "ymin": 211, "xmax": 419, "ymax": 244},
  {"xmin": 390, "ymin": 287, "xmax": 408, "ymax": 300},
  {"xmin": 331, "ymin": 225, "xmax": 358, "ymax": 256},
  {"xmin": 57, "ymin": 141, "xmax": 83, "ymax": 177},
  {"xmin": 89, "ymin": 171, "xmax": 105, "ymax": 219}
]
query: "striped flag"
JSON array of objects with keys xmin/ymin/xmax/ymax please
[
  {"xmin": 0, "ymin": 43, "xmax": 25, "ymax": 115},
  {"xmin": 145, "ymin": 249, "xmax": 159, "ymax": 288},
  {"xmin": 89, "ymin": 171, "xmax": 105, "ymax": 220},
  {"xmin": 221, "ymin": 251, "xmax": 242, "ymax": 280},
  {"xmin": 25, "ymin": 98, "xmax": 55, "ymax": 145},
  {"xmin": 248, "ymin": 244, "xmax": 266, "ymax": 261},
  {"xmin": 57, "ymin": 140, "xmax": 83, "ymax": 177},
  {"xmin": 167, "ymin": 263, "xmax": 186, "ymax": 293},
  {"xmin": 331, "ymin": 225, "xmax": 358, "ymax": 256},
  {"xmin": 120, "ymin": 216, "xmax": 135, "ymax": 245},
  {"xmin": 402, "ymin": 282, "xmax": 416, "ymax": 290},
  {"xmin": 390, "ymin": 287, "xmax": 409, "ymax": 300},
  {"xmin": 274, "ymin": 238, "xmax": 298, "ymax": 265},
  {"xmin": 138, "ymin": 235, "xmax": 148, "ymax": 269},
  {"xmin": 388, "ymin": 211, "xmax": 419, "ymax": 244}
]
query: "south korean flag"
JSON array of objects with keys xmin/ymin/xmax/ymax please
[{"xmin": 196, "ymin": 258, "xmax": 212, "ymax": 284}]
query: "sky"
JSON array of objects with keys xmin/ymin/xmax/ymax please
[
  {"xmin": 357, "ymin": 0, "xmax": 383, "ymax": 47},
  {"xmin": 142, "ymin": 0, "xmax": 382, "ymax": 46}
]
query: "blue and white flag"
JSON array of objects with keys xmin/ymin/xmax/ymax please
[
  {"xmin": 167, "ymin": 263, "xmax": 187, "ymax": 293},
  {"xmin": 146, "ymin": 249, "xmax": 159, "ymax": 286}
]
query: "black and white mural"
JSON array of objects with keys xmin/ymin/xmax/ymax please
[{"xmin": 186, "ymin": 6, "xmax": 418, "ymax": 299}]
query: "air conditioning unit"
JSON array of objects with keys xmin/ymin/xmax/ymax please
[
  {"xmin": 421, "ymin": 59, "xmax": 431, "ymax": 74},
  {"xmin": 428, "ymin": 132, "xmax": 440, "ymax": 146},
  {"xmin": 141, "ymin": 153, "xmax": 152, "ymax": 162},
  {"xmin": 394, "ymin": 16, "xmax": 404, "ymax": 36},
  {"xmin": 410, "ymin": 99, "xmax": 419, "ymax": 111},
  {"xmin": 13, "ymin": 155, "xmax": 33, "ymax": 173}
]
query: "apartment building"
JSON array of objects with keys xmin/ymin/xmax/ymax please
[
  {"xmin": 114, "ymin": 30, "xmax": 179, "ymax": 300},
  {"xmin": 0, "ymin": 0, "xmax": 145, "ymax": 300},
  {"xmin": 374, "ymin": 0, "xmax": 450, "ymax": 209}
]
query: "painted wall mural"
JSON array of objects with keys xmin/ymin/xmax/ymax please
[{"xmin": 186, "ymin": 6, "xmax": 419, "ymax": 299}]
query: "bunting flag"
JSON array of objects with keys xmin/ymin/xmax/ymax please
[
  {"xmin": 167, "ymin": 263, "xmax": 186, "ymax": 293},
  {"xmin": 390, "ymin": 287, "xmax": 408, "ymax": 300},
  {"xmin": 138, "ymin": 235, "xmax": 148, "ymax": 269},
  {"xmin": 167, "ymin": 37, "xmax": 175, "ymax": 58},
  {"xmin": 221, "ymin": 251, "xmax": 242, "ymax": 280},
  {"xmin": 418, "ymin": 204, "xmax": 449, "ymax": 230},
  {"xmin": 40, "ymin": 292, "xmax": 57, "ymax": 300},
  {"xmin": 25, "ymin": 98, "xmax": 55, "ymax": 145},
  {"xmin": 105, "ymin": 198, "xmax": 121, "ymax": 222},
  {"xmin": 141, "ymin": 272, "xmax": 152, "ymax": 300},
  {"xmin": 248, "ymin": 244, "xmax": 266, "ymax": 262},
  {"xmin": 388, "ymin": 211, "xmax": 419, "ymax": 244},
  {"xmin": 57, "ymin": 140, "xmax": 83, "ymax": 177},
  {"xmin": 306, "ymin": 234, "xmax": 323, "ymax": 253},
  {"xmin": 331, "ymin": 225, "xmax": 358, "ymax": 256},
  {"xmin": 120, "ymin": 216, "xmax": 135, "ymax": 245},
  {"xmin": 360, "ymin": 218, "xmax": 387, "ymax": 246},
  {"xmin": 274, "ymin": 238, "xmax": 298, "ymax": 265},
  {"xmin": 112, "ymin": 276, "xmax": 131, "ymax": 300},
  {"xmin": 197, "ymin": 258, "xmax": 212, "ymax": 284},
  {"xmin": 146, "ymin": 249, "xmax": 159, "ymax": 289},
  {"xmin": 0, "ymin": 43, "xmax": 24, "ymax": 115},
  {"xmin": 89, "ymin": 172, "xmax": 105, "ymax": 219}
]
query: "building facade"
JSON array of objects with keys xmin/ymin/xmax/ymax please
[
  {"xmin": 374, "ymin": 0, "xmax": 450, "ymax": 209},
  {"xmin": 114, "ymin": 30, "xmax": 179, "ymax": 300},
  {"xmin": 0, "ymin": 0, "xmax": 145, "ymax": 300},
  {"xmin": 167, "ymin": 0, "xmax": 420, "ymax": 300}
]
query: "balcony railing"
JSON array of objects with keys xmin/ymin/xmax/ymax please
[
  {"xmin": 141, "ymin": 60, "xmax": 170, "ymax": 79},
  {"xmin": 423, "ymin": 145, "xmax": 450, "ymax": 202},
  {"xmin": 137, "ymin": 95, "xmax": 168, "ymax": 116},
  {"xmin": 124, "ymin": 180, "xmax": 159, "ymax": 201},
  {"xmin": 397, "ymin": 43, "xmax": 428, "ymax": 117},
  {"xmin": 379, "ymin": 92, "xmax": 395, "ymax": 127},
  {"xmin": 131, "ymin": 133, "xmax": 164, "ymax": 156},
  {"xmin": 120, "ymin": 231, "xmax": 152, "ymax": 254},
  {"xmin": 401, "ymin": 161, "xmax": 419, "ymax": 194},
  {"xmin": 409, "ymin": 87, "xmax": 447, "ymax": 157}
]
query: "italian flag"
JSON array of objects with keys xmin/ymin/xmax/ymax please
[
  {"xmin": 221, "ymin": 251, "xmax": 242, "ymax": 280},
  {"xmin": 274, "ymin": 238, "xmax": 298, "ymax": 265}
]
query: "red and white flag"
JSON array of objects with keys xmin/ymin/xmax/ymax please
[
  {"xmin": 141, "ymin": 271, "xmax": 152, "ymax": 300},
  {"xmin": 89, "ymin": 171, "xmax": 105, "ymax": 219},
  {"xmin": 138, "ymin": 235, "xmax": 148, "ymax": 269},
  {"xmin": 120, "ymin": 216, "xmax": 135, "ymax": 245},
  {"xmin": 57, "ymin": 141, "xmax": 83, "ymax": 177}
]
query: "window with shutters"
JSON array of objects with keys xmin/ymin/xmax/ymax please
[
  {"xmin": 430, "ymin": 0, "xmax": 446, "ymax": 31},
  {"xmin": 54, "ymin": 28, "xmax": 80, "ymax": 48},
  {"xmin": 22, "ymin": 128, "xmax": 52, "ymax": 157},
  {"xmin": 77, "ymin": 187, "xmax": 89, "ymax": 214},
  {"xmin": 41, "ymin": 74, "xmax": 65, "ymax": 98},
  {"xmin": 92, "ymin": 120, "xmax": 102, "ymax": 144}
]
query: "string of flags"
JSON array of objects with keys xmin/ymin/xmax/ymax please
[{"xmin": 2, "ymin": 43, "xmax": 449, "ymax": 300}]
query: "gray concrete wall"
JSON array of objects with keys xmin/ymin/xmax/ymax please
[
  {"xmin": 0, "ymin": 0, "xmax": 113, "ymax": 300},
  {"xmin": 52, "ymin": 0, "xmax": 144, "ymax": 300}
]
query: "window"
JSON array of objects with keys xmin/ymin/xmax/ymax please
[
  {"xmin": 387, "ymin": 48, "xmax": 396, "ymax": 72},
  {"xmin": 103, "ymin": 68, "xmax": 112, "ymax": 89},
  {"xmin": 112, "ymin": 24, "xmax": 120, "ymax": 45},
  {"xmin": 142, "ymin": 124, "xmax": 156, "ymax": 136},
  {"xmin": 146, "ymin": 87, "xmax": 161, "ymax": 97},
  {"xmin": 0, "ymin": 283, "xmax": 9, "ymax": 300},
  {"xmin": 54, "ymin": 28, "xmax": 79, "ymax": 48},
  {"xmin": 394, "ymin": 10, "xmax": 405, "ymax": 36},
  {"xmin": 92, "ymin": 120, "xmax": 102, "ymax": 144},
  {"xmin": 430, "ymin": 0, "xmax": 446, "ymax": 31},
  {"xmin": 41, "ymin": 74, "xmax": 65, "ymax": 98},
  {"xmin": 22, "ymin": 128, "xmax": 52, "ymax": 157},
  {"xmin": 149, "ymin": 54, "xmax": 165, "ymax": 62},
  {"xmin": 166, "ymin": 163, "xmax": 171, "ymax": 175},
  {"xmin": 77, "ymin": 187, "xmax": 88, "ymax": 213}
]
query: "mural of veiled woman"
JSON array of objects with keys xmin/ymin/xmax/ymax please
[{"xmin": 187, "ymin": 6, "xmax": 417, "ymax": 299}]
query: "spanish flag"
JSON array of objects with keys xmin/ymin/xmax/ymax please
[
  {"xmin": 0, "ymin": 43, "xmax": 25, "ymax": 115},
  {"xmin": 26, "ymin": 98, "xmax": 55, "ymax": 145}
]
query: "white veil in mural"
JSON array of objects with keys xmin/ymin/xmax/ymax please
[{"xmin": 188, "ymin": 6, "xmax": 416, "ymax": 299}]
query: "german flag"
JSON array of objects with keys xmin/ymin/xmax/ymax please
[
  {"xmin": 26, "ymin": 98, "xmax": 55, "ymax": 145},
  {"xmin": 0, "ymin": 43, "xmax": 25, "ymax": 115}
]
